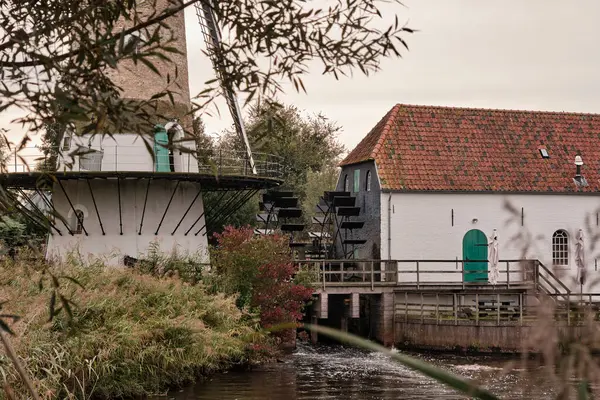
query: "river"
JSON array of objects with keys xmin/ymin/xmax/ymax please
[{"xmin": 166, "ymin": 344, "xmax": 553, "ymax": 399}]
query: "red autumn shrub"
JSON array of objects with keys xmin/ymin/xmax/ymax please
[{"xmin": 211, "ymin": 226, "xmax": 313, "ymax": 343}]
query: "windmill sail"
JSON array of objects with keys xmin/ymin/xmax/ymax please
[{"xmin": 195, "ymin": 0, "xmax": 257, "ymax": 175}]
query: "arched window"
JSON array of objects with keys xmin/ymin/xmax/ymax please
[
  {"xmin": 343, "ymin": 174, "xmax": 349, "ymax": 192},
  {"xmin": 73, "ymin": 210, "xmax": 85, "ymax": 235},
  {"xmin": 366, "ymin": 170, "xmax": 372, "ymax": 191},
  {"xmin": 552, "ymin": 230, "xmax": 569, "ymax": 266}
]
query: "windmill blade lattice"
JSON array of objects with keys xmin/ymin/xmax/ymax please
[{"xmin": 195, "ymin": 0, "xmax": 257, "ymax": 174}]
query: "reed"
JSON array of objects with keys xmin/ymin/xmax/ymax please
[{"xmin": 0, "ymin": 257, "xmax": 265, "ymax": 399}]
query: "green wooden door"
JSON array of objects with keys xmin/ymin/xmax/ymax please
[
  {"xmin": 463, "ymin": 229, "xmax": 488, "ymax": 283},
  {"xmin": 154, "ymin": 124, "xmax": 170, "ymax": 172}
]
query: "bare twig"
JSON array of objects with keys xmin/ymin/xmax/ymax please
[{"xmin": 0, "ymin": 330, "xmax": 40, "ymax": 400}]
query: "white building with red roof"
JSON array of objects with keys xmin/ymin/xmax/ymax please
[{"xmin": 338, "ymin": 104, "xmax": 600, "ymax": 291}]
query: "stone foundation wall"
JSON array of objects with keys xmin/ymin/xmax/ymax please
[
  {"xmin": 375, "ymin": 293, "xmax": 394, "ymax": 346},
  {"xmin": 395, "ymin": 321, "xmax": 530, "ymax": 352}
]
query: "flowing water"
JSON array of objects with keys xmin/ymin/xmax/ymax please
[{"xmin": 166, "ymin": 344, "xmax": 554, "ymax": 399}]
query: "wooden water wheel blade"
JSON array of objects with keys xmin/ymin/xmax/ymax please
[
  {"xmin": 340, "ymin": 221, "xmax": 364, "ymax": 229},
  {"xmin": 336, "ymin": 206, "xmax": 361, "ymax": 216},
  {"xmin": 277, "ymin": 208, "xmax": 302, "ymax": 218},
  {"xmin": 280, "ymin": 223, "xmax": 305, "ymax": 232}
]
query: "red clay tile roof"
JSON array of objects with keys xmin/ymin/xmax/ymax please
[{"xmin": 340, "ymin": 104, "xmax": 600, "ymax": 192}]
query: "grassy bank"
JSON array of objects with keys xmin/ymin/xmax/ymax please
[{"xmin": 0, "ymin": 259, "xmax": 266, "ymax": 399}]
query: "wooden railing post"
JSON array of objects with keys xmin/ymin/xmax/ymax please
[
  {"xmin": 420, "ymin": 293, "xmax": 424, "ymax": 324},
  {"xmin": 567, "ymin": 293, "xmax": 571, "ymax": 326},
  {"xmin": 340, "ymin": 261, "xmax": 344, "ymax": 283},
  {"xmin": 370, "ymin": 261, "xmax": 374, "ymax": 291},
  {"xmin": 519, "ymin": 293, "xmax": 523, "ymax": 326},
  {"xmin": 416, "ymin": 261, "xmax": 420, "ymax": 289},
  {"xmin": 506, "ymin": 260, "xmax": 510, "ymax": 288},
  {"xmin": 453, "ymin": 293, "xmax": 458, "ymax": 325},
  {"xmin": 404, "ymin": 292, "xmax": 408, "ymax": 322},
  {"xmin": 461, "ymin": 260, "xmax": 465, "ymax": 289},
  {"xmin": 322, "ymin": 260, "xmax": 326, "ymax": 290},
  {"xmin": 496, "ymin": 293, "xmax": 500, "ymax": 325},
  {"xmin": 435, "ymin": 293, "xmax": 439, "ymax": 325},
  {"xmin": 475, "ymin": 293, "xmax": 479, "ymax": 325}
]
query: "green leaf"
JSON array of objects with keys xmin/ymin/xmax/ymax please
[
  {"xmin": 60, "ymin": 275, "xmax": 85, "ymax": 289},
  {"xmin": 48, "ymin": 291, "xmax": 56, "ymax": 321},
  {"xmin": 59, "ymin": 295, "xmax": 73, "ymax": 319},
  {"xmin": 304, "ymin": 324, "xmax": 500, "ymax": 400},
  {"xmin": 0, "ymin": 319, "xmax": 14, "ymax": 335},
  {"xmin": 0, "ymin": 314, "xmax": 20, "ymax": 322},
  {"xmin": 138, "ymin": 57, "xmax": 161, "ymax": 76}
]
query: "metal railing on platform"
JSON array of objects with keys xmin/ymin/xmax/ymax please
[
  {"xmin": 297, "ymin": 259, "xmax": 538, "ymax": 290},
  {"xmin": 3, "ymin": 146, "xmax": 284, "ymax": 179}
]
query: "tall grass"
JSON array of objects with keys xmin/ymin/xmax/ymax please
[{"xmin": 0, "ymin": 257, "xmax": 265, "ymax": 399}]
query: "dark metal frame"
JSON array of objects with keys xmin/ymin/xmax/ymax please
[
  {"xmin": 138, "ymin": 178, "xmax": 152, "ymax": 235},
  {"xmin": 35, "ymin": 188, "xmax": 73, "ymax": 235},
  {"xmin": 16, "ymin": 189, "xmax": 62, "ymax": 235},
  {"xmin": 155, "ymin": 181, "xmax": 180, "ymax": 235},
  {"xmin": 86, "ymin": 179, "xmax": 105, "ymax": 235},
  {"xmin": 184, "ymin": 190, "xmax": 228, "ymax": 236},
  {"xmin": 200, "ymin": 189, "xmax": 258, "ymax": 236},
  {"xmin": 57, "ymin": 180, "xmax": 88, "ymax": 236},
  {"xmin": 117, "ymin": 177, "xmax": 123, "ymax": 235},
  {"xmin": 3, "ymin": 189, "xmax": 51, "ymax": 234},
  {"xmin": 0, "ymin": 174, "xmax": 280, "ymax": 238},
  {"xmin": 171, "ymin": 187, "xmax": 203, "ymax": 235},
  {"xmin": 196, "ymin": 190, "xmax": 246, "ymax": 236}
]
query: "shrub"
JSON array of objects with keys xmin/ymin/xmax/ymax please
[{"xmin": 210, "ymin": 226, "xmax": 313, "ymax": 343}]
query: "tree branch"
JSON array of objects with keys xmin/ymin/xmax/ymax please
[
  {"xmin": 0, "ymin": 330, "xmax": 40, "ymax": 400},
  {"xmin": 0, "ymin": 4, "xmax": 97, "ymax": 53},
  {"xmin": 0, "ymin": 0, "xmax": 201, "ymax": 69}
]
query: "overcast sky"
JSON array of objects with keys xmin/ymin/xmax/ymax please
[
  {"xmin": 3, "ymin": 0, "xmax": 600, "ymax": 152},
  {"xmin": 186, "ymin": 0, "xmax": 600, "ymax": 151}
]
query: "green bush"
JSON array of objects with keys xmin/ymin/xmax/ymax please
[{"xmin": 0, "ymin": 259, "xmax": 265, "ymax": 399}]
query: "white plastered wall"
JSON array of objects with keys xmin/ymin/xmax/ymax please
[
  {"xmin": 46, "ymin": 179, "xmax": 208, "ymax": 266},
  {"xmin": 380, "ymin": 192, "xmax": 600, "ymax": 292}
]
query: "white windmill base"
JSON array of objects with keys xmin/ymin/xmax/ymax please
[{"xmin": 46, "ymin": 179, "xmax": 209, "ymax": 267}]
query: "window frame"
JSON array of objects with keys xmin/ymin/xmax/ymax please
[
  {"xmin": 365, "ymin": 170, "xmax": 372, "ymax": 191},
  {"xmin": 343, "ymin": 174, "xmax": 349, "ymax": 192},
  {"xmin": 353, "ymin": 169, "xmax": 360, "ymax": 192},
  {"xmin": 62, "ymin": 135, "xmax": 71, "ymax": 151},
  {"xmin": 552, "ymin": 229, "xmax": 569, "ymax": 267}
]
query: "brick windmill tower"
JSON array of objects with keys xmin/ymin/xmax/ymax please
[{"xmin": 1, "ymin": 0, "xmax": 281, "ymax": 265}]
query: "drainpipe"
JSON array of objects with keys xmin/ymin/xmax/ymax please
[{"xmin": 387, "ymin": 192, "xmax": 392, "ymax": 260}]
